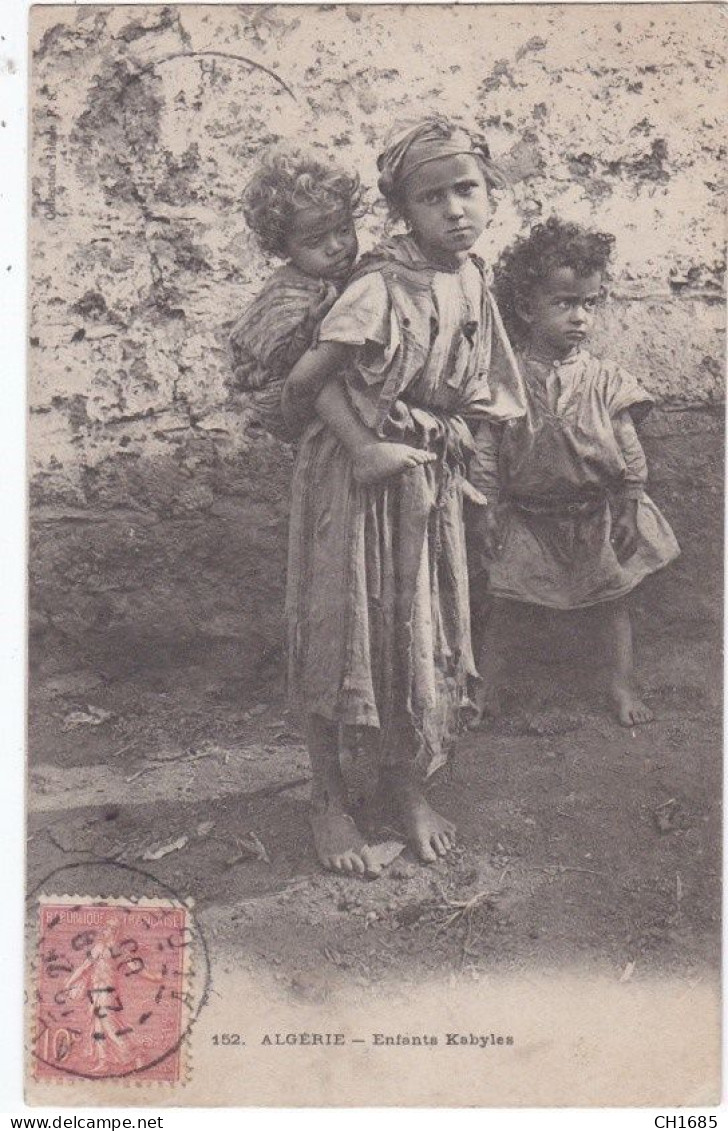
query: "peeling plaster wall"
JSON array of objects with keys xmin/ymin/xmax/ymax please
[{"xmin": 29, "ymin": 5, "xmax": 726, "ymax": 677}]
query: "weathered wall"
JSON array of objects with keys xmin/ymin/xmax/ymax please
[{"xmin": 29, "ymin": 4, "xmax": 726, "ymax": 677}]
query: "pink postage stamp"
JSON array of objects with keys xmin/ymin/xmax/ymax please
[{"xmin": 32, "ymin": 896, "xmax": 192, "ymax": 1083}]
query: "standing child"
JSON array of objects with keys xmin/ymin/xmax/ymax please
[
  {"xmin": 281, "ymin": 116, "xmax": 526, "ymax": 877},
  {"xmin": 228, "ymin": 146, "xmax": 360, "ymax": 438},
  {"xmin": 469, "ymin": 217, "xmax": 679, "ymax": 728}
]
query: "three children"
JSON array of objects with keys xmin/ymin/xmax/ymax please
[{"xmin": 231, "ymin": 126, "xmax": 679, "ymax": 878}]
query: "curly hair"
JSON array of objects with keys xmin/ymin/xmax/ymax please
[
  {"xmin": 242, "ymin": 145, "xmax": 362, "ymax": 258},
  {"xmin": 494, "ymin": 216, "xmax": 615, "ymax": 346},
  {"xmin": 377, "ymin": 115, "xmax": 507, "ymax": 224}
]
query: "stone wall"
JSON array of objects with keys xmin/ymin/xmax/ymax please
[{"xmin": 29, "ymin": 5, "xmax": 725, "ymax": 679}]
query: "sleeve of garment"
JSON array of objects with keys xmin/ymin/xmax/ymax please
[
  {"xmin": 604, "ymin": 361, "xmax": 654, "ymax": 424},
  {"xmin": 482, "ymin": 290, "xmax": 529, "ymax": 423},
  {"xmin": 468, "ymin": 420, "xmax": 504, "ymax": 498},
  {"xmin": 612, "ymin": 408, "xmax": 647, "ymax": 499},
  {"xmin": 318, "ymin": 273, "xmax": 391, "ymax": 348},
  {"xmin": 319, "ymin": 273, "xmax": 400, "ymax": 432}
]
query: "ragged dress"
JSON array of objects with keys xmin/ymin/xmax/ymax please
[
  {"xmin": 229, "ymin": 265, "xmax": 339, "ymax": 440},
  {"xmin": 470, "ymin": 348, "xmax": 680, "ymax": 609},
  {"xmin": 286, "ymin": 235, "xmax": 525, "ymax": 778}
]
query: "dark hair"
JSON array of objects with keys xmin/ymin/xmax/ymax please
[
  {"xmin": 377, "ymin": 116, "xmax": 507, "ymax": 225},
  {"xmin": 243, "ymin": 145, "xmax": 361, "ymax": 258},
  {"xmin": 494, "ymin": 216, "xmax": 615, "ymax": 345}
]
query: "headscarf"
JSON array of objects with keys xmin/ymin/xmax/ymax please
[{"xmin": 376, "ymin": 114, "xmax": 495, "ymax": 201}]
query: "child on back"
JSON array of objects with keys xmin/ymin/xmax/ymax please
[
  {"xmin": 281, "ymin": 115, "xmax": 526, "ymax": 878},
  {"xmin": 469, "ymin": 217, "xmax": 679, "ymax": 728},
  {"xmin": 229, "ymin": 146, "xmax": 360, "ymax": 438}
]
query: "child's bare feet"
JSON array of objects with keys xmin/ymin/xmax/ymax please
[
  {"xmin": 593, "ymin": 600, "xmax": 653, "ymax": 727},
  {"xmin": 306, "ymin": 713, "xmax": 384, "ymax": 878},
  {"xmin": 468, "ymin": 682, "xmax": 502, "ymax": 729},
  {"xmin": 309, "ymin": 801, "xmax": 384, "ymax": 877},
  {"xmin": 392, "ymin": 779, "xmax": 456, "ymax": 863},
  {"xmin": 610, "ymin": 684, "xmax": 654, "ymax": 727},
  {"xmin": 353, "ymin": 442, "xmax": 436, "ymax": 485}
]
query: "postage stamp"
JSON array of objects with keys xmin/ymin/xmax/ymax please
[{"xmin": 31, "ymin": 895, "xmax": 192, "ymax": 1083}]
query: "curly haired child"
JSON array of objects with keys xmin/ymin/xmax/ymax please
[
  {"xmin": 281, "ymin": 115, "xmax": 526, "ymax": 876},
  {"xmin": 228, "ymin": 145, "xmax": 361, "ymax": 438},
  {"xmin": 469, "ymin": 216, "xmax": 680, "ymax": 728}
]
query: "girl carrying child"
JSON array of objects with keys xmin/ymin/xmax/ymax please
[
  {"xmin": 282, "ymin": 116, "xmax": 526, "ymax": 877},
  {"xmin": 469, "ymin": 217, "xmax": 679, "ymax": 728}
]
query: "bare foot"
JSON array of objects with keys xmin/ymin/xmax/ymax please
[
  {"xmin": 610, "ymin": 685, "xmax": 654, "ymax": 727},
  {"xmin": 394, "ymin": 781, "xmax": 456, "ymax": 863},
  {"xmin": 353, "ymin": 442, "xmax": 436, "ymax": 485},
  {"xmin": 309, "ymin": 803, "xmax": 383, "ymax": 877},
  {"xmin": 468, "ymin": 682, "xmax": 502, "ymax": 729}
]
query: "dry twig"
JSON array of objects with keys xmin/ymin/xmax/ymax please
[{"xmin": 430, "ymin": 869, "xmax": 510, "ymax": 966}]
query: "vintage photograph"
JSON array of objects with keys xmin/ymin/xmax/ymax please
[{"xmin": 26, "ymin": 2, "xmax": 724, "ymax": 1106}]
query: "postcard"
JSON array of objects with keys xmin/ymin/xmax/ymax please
[{"xmin": 25, "ymin": 2, "xmax": 724, "ymax": 1106}]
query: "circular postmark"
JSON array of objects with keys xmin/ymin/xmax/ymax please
[{"xmin": 28, "ymin": 861, "xmax": 211, "ymax": 1083}]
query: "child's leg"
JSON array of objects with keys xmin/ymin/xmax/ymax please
[
  {"xmin": 381, "ymin": 764, "xmax": 456, "ymax": 864},
  {"xmin": 470, "ymin": 597, "xmax": 511, "ymax": 726},
  {"xmin": 307, "ymin": 713, "xmax": 383, "ymax": 877},
  {"xmin": 591, "ymin": 598, "xmax": 653, "ymax": 726}
]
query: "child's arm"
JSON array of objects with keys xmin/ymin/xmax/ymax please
[
  {"xmin": 315, "ymin": 382, "xmax": 436, "ymax": 485},
  {"xmin": 282, "ymin": 343, "xmax": 436, "ymax": 483},
  {"xmin": 611, "ymin": 409, "xmax": 647, "ymax": 562},
  {"xmin": 281, "ymin": 341, "xmax": 351, "ymax": 431},
  {"xmin": 612, "ymin": 409, "xmax": 647, "ymax": 497}
]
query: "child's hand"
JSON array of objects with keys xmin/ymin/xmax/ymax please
[
  {"xmin": 308, "ymin": 282, "xmax": 339, "ymax": 326},
  {"xmin": 611, "ymin": 498, "xmax": 640, "ymax": 562},
  {"xmin": 352, "ymin": 442, "xmax": 436, "ymax": 485}
]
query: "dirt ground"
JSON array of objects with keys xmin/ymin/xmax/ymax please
[
  {"xmin": 26, "ymin": 412, "xmax": 722, "ymax": 994},
  {"xmin": 27, "ymin": 567, "xmax": 721, "ymax": 995}
]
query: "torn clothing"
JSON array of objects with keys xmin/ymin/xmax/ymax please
[
  {"xmin": 228, "ymin": 265, "xmax": 340, "ymax": 439},
  {"xmin": 469, "ymin": 348, "xmax": 680, "ymax": 608},
  {"xmin": 286, "ymin": 235, "xmax": 526, "ymax": 778}
]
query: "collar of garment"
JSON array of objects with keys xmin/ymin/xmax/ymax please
[
  {"xmin": 351, "ymin": 233, "xmax": 481, "ymax": 279},
  {"xmin": 523, "ymin": 345, "xmax": 585, "ymax": 369}
]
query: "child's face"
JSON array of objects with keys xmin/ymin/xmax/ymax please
[
  {"xmin": 284, "ymin": 205, "xmax": 358, "ymax": 281},
  {"xmin": 522, "ymin": 268, "xmax": 603, "ymax": 359},
  {"xmin": 402, "ymin": 154, "xmax": 491, "ymax": 268}
]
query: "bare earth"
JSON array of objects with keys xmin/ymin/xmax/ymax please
[
  {"xmin": 27, "ymin": 575, "xmax": 721, "ymax": 993},
  {"xmin": 27, "ymin": 416, "xmax": 722, "ymax": 990}
]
